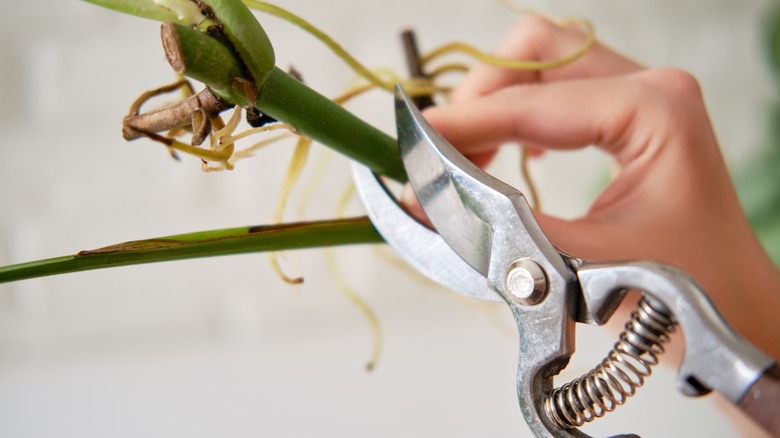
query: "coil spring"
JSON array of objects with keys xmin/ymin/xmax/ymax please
[{"xmin": 543, "ymin": 296, "xmax": 677, "ymax": 429}]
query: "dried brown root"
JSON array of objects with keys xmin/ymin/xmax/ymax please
[{"xmin": 122, "ymin": 82, "xmax": 233, "ymax": 142}]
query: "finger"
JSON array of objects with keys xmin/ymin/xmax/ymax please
[
  {"xmin": 400, "ymin": 184, "xmax": 429, "ymax": 225},
  {"xmin": 452, "ymin": 15, "xmax": 643, "ymax": 103},
  {"xmin": 533, "ymin": 213, "xmax": 617, "ymax": 260},
  {"xmin": 424, "ymin": 71, "xmax": 673, "ymax": 166}
]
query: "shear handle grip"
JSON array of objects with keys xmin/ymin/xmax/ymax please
[
  {"xmin": 577, "ymin": 262, "xmax": 774, "ymax": 400},
  {"xmin": 738, "ymin": 364, "xmax": 780, "ymax": 437}
]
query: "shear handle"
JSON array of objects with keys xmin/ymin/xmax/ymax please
[
  {"xmin": 739, "ymin": 365, "xmax": 780, "ymax": 437},
  {"xmin": 576, "ymin": 261, "xmax": 776, "ymax": 423}
]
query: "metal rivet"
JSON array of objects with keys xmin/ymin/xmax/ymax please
[{"xmin": 505, "ymin": 259, "xmax": 548, "ymax": 306}]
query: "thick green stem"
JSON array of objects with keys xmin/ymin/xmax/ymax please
[
  {"xmin": 0, "ymin": 218, "xmax": 382, "ymax": 284},
  {"xmin": 256, "ymin": 68, "xmax": 406, "ymax": 182},
  {"xmin": 162, "ymin": 22, "xmax": 250, "ymax": 104}
]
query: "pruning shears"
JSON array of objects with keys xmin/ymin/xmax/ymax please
[{"xmin": 352, "ymin": 86, "xmax": 780, "ymax": 437}]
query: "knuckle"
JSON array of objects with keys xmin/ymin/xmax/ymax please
[
  {"xmin": 639, "ymin": 68, "xmax": 704, "ymax": 101},
  {"xmin": 631, "ymin": 68, "xmax": 706, "ymax": 120},
  {"xmin": 655, "ymin": 68, "xmax": 702, "ymax": 96},
  {"xmin": 625, "ymin": 68, "xmax": 711, "ymax": 155},
  {"xmin": 509, "ymin": 15, "xmax": 562, "ymax": 45},
  {"xmin": 503, "ymin": 15, "xmax": 590, "ymax": 63}
]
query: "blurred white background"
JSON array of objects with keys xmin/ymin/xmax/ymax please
[{"xmin": 0, "ymin": 1, "xmax": 776, "ymax": 437}]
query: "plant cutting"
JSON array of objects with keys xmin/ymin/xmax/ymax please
[
  {"xmin": 0, "ymin": 0, "xmax": 596, "ymax": 386},
  {"xmin": 0, "ymin": 0, "xmax": 592, "ymax": 284}
]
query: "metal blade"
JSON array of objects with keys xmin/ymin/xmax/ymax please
[
  {"xmin": 395, "ymin": 87, "xmax": 588, "ymax": 438},
  {"xmin": 351, "ymin": 162, "xmax": 500, "ymax": 302},
  {"xmin": 395, "ymin": 85, "xmax": 573, "ymax": 287}
]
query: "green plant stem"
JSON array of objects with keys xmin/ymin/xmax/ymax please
[
  {"xmin": 5, "ymin": 0, "xmax": 405, "ymax": 286},
  {"xmin": 162, "ymin": 22, "xmax": 250, "ymax": 104},
  {"xmin": 161, "ymin": 22, "xmax": 406, "ymax": 182},
  {"xmin": 0, "ymin": 217, "xmax": 382, "ymax": 284},
  {"xmin": 256, "ymin": 67, "xmax": 405, "ymax": 181}
]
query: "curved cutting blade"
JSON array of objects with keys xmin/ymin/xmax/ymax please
[
  {"xmin": 394, "ymin": 85, "xmax": 572, "ymax": 283},
  {"xmin": 392, "ymin": 86, "xmax": 584, "ymax": 438},
  {"xmin": 351, "ymin": 162, "xmax": 500, "ymax": 302}
]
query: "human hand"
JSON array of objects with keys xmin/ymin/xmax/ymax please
[{"xmin": 404, "ymin": 16, "xmax": 780, "ymax": 360}]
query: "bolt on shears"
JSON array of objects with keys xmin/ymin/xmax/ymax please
[{"xmin": 352, "ymin": 86, "xmax": 780, "ymax": 437}]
